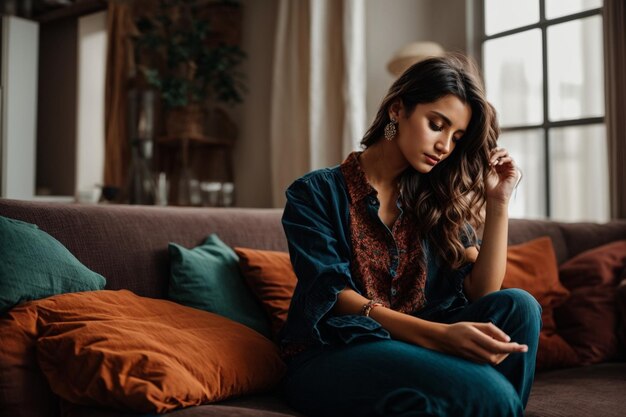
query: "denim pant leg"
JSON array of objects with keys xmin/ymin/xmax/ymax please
[
  {"xmin": 280, "ymin": 338, "xmax": 524, "ymax": 417},
  {"xmin": 441, "ymin": 288, "xmax": 542, "ymax": 407}
]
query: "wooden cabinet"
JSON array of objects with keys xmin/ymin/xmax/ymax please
[{"xmin": 155, "ymin": 134, "xmax": 235, "ymax": 207}]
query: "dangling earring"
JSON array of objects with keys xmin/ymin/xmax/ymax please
[{"xmin": 384, "ymin": 118, "xmax": 398, "ymax": 141}]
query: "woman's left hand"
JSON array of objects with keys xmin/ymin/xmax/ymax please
[{"xmin": 485, "ymin": 147, "xmax": 520, "ymax": 203}]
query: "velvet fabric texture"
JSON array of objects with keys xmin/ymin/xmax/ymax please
[
  {"xmin": 555, "ymin": 240, "xmax": 626, "ymax": 364},
  {"xmin": 0, "ymin": 215, "xmax": 106, "ymax": 314},
  {"xmin": 234, "ymin": 248, "xmax": 297, "ymax": 340},
  {"xmin": 168, "ymin": 234, "xmax": 271, "ymax": 338},
  {"xmin": 501, "ymin": 237, "xmax": 579, "ymax": 370},
  {"xmin": 34, "ymin": 290, "xmax": 287, "ymax": 414}
]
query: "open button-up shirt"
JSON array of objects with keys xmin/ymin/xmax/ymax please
[{"xmin": 278, "ymin": 151, "xmax": 476, "ymax": 360}]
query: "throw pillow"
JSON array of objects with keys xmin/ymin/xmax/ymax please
[
  {"xmin": 502, "ymin": 236, "xmax": 579, "ymax": 370},
  {"xmin": 0, "ymin": 215, "xmax": 106, "ymax": 314},
  {"xmin": 35, "ymin": 290, "xmax": 287, "ymax": 414},
  {"xmin": 617, "ymin": 272, "xmax": 626, "ymax": 357},
  {"xmin": 234, "ymin": 247, "xmax": 297, "ymax": 339},
  {"xmin": 168, "ymin": 233, "xmax": 271, "ymax": 338},
  {"xmin": 554, "ymin": 240, "xmax": 626, "ymax": 365},
  {"xmin": 0, "ymin": 306, "xmax": 58, "ymax": 417}
]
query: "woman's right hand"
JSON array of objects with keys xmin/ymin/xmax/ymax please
[{"xmin": 433, "ymin": 321, "xmax": 528, "ymax": 365}]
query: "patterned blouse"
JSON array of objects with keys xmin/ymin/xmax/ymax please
[{"xmin": 340, "ymin": 151, "xmax": 428, "ymax": 313}]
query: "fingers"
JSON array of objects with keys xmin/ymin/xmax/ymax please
[
  {"xmin": 489, "ymin": 147, "xmax": 514, "ymax": 167},
  {"xmin": 475, "ymin": 322, "xmax": 510, "ymax": 342},
  {"xmin": 470, "ymin": 325, "xmax": 528, "ymax": 355}
]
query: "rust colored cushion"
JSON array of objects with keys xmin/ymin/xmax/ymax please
[
  {"xmin": 502, "ymin": 237, "xmax": 578, "ymax": 370},
  {"xmin": 34, "ymin": 290, "xmax": 287, "ymax": 414},
  {"xmin": 555, "ymin": 240, "xmax": 626, "ymax": 365},
  {"xmin": 617, "ymin": 275, "xmax": 626, "ymax": 356},
  {"xmin": 0, "ymin": 306, "xmax": 58, "ymax": 417},
  {"xmin": 234, "ymin": 248, "xmax": 297, "ymax": 340}
]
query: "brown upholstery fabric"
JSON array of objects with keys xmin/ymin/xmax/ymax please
[
  {"xmin": 508, "ymin": 219, "xmax": 569, "ymax": 263},
  {"xmin": 559, "ymin": 221, "xmax": 626, "ymax": 260},
  {"xmin": 0, "ymin": 199, "xmax": 286, "ymax": 299},
  {"xmin": 508, "ymin": 219, "xmax": 626, "ymax": 265},
  {"xmin": 525, "ymin": 363, "xmax": 626, "ymax": 417}
]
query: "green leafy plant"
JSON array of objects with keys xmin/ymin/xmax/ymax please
[{"xmin": 133, "ymin": 0, "xmax": 246, "ymax": 109}]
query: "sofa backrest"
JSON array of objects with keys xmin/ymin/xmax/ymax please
[
  {"xmin": 507, "ymin": 218, "xmax": 626, "ymax": 264},
  {"xmin": 0, "ymin": 199, "xmax": 287, "ymax": 299},
  {"xmin": 1, "ymin": 198, "xmax": 625, "ymax": 299}
]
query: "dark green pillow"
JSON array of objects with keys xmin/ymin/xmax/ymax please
[
  {"xmin": 168, "ymin": 234, "xmax": 271, "ymax": 338},
  {"xmin": 0, "ymin": 215, "xmax": 106, "ymax": 314}
]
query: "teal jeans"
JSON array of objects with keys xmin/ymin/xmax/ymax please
[{"xmin": 280, "ymin": 289, "xmax": 541, "ymax": 417}]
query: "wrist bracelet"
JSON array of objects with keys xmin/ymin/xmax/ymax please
[{"xmin": 360, "ymin": 300, "xmax": 383, "ymax": 317}]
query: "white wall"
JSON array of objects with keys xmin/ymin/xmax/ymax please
[
  {"xmin": 365, "ymin": 0, "xmax": 467, "ymax": 126},
  {"xmin": 76, "ymin": 11, "xmax": 106, "ymax": 201},
  {"xmin": 1, "ymin": 16, "xmax": 39, "ymax": 199}
]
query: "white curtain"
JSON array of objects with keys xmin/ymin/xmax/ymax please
[{"xmin": 270, "ymin": 0, "xmax": 366, "ymax": 208}]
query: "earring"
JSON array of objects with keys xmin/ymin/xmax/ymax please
[{"xmin": 384, "ymin": 118, "xmax": 398, "ymax": 141}]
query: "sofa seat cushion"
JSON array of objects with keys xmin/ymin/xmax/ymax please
[
  {"xmin": 63, "ymin": 403, "xmax": 300, "ymax": 417},
  {"xmin": 0, "ymin": 215, "xmax": 105, "ymax": 314},
  {"xmin": 63, "ymin": 395, "xmax": 305, "ymax": 417},
  {"xmin": 526, "ymin": 363, "xmax": 626, "ymax": 417},
  {"xmin": 34, "ymin": 290, "xmax": 286, "ymax": 414}
]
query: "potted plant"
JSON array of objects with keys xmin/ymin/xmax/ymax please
[{"xmin": 132, "ymin": 0, "xmax": 246, "ymax": 139}]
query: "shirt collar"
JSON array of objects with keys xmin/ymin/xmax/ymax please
[{"xmin": 340, "ymin": 151, "xmax": 377, "ymax": 203}]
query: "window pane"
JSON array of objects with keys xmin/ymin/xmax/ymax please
[
  {"xmin": 485, "ymin": 0, "xmax": 539, "ymax": 35},
  {"xmin": 546, "ymin": 0, "xmax": 603, "ymax": 20},
  {"xmin": 497, "ymin": 129, "xmax": 546, "ymax": 219},
  {"xmin": 484, "ymin": 30, "xmax": 543, "ymax": 127},
  {"xmin": 549, "ymin": 124, "xmax": 608, "ymax": 222},
  {"xmin": 548, "ymin": 16, "xmax": 604, "ymax": 121}
]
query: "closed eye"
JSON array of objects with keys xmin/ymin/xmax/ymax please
[{"xmin": 429, "ymin": 121, "xmax": 443, "ymax": 132}]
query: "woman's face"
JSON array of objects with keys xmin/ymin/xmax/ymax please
[{"xmin": 391, "ymin": 94, "xmax": 472, "ymax": 174}]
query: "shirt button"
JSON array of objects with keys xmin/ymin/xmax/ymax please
[
  {"xmin": 391, "ymin": 287, "xmax": 397, "ymax": 296},
  {"xmin": 390, "ymin": 270, "xmax": 397, "ymax": 277}
]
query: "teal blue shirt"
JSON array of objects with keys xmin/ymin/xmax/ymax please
[{"xmin": 278, "ymin": 164, "xmax": 476, "ymax": 354}]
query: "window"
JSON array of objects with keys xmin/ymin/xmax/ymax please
[{"xmin": 476, "ymin": 0, "xmax": 607, "ymax": 221}]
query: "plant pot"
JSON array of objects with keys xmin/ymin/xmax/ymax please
[{"xmin": 165, "ymin": 105, "xmax": 205, "ymax": 139}]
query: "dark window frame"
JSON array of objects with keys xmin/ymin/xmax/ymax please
[{"xmin": 471, "ymin": 0, "xmax": 605, "ymax": 217}]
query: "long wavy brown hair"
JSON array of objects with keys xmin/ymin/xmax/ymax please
[{"xmin": 361, "ymin": 53, "xmax": 499, "ymax": 269}]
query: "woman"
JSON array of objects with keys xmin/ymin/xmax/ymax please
[{"xmin": 278, "ymin": 54, "xmax": 541, "ymax": 417}]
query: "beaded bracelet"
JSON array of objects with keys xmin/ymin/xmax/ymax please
[{"xmin": 360, "ymin": 300, "xmax": 383, "ymax": 317}]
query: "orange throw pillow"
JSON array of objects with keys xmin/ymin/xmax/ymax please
[
  {"xmin": 502, "ymin": 236, "xmax": 578, "ymax": 370},
  {"xmin": 34, "ymin": 290, "xmax": 286, "ymax": 413},
  {"xmin": 234, "ymin": 248, "xmax": 297, "ymax": 340}
]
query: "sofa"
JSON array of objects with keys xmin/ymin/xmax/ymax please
[{"xmin": 0, "ymin": 197, "xmax": 625, "ymax": 417}]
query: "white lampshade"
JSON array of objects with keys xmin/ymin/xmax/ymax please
[{"xmin": 386, "ymin": 41, "xmax": 445, "ymax": 77}]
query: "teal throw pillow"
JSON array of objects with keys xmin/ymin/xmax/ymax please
[
  {"xmin": 0, "ymin": 215, "xmax": 106, "ymax": 314},
  {"xmin": 168, "ymin": 233, "xmax": 272, "ymax": 338}
]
